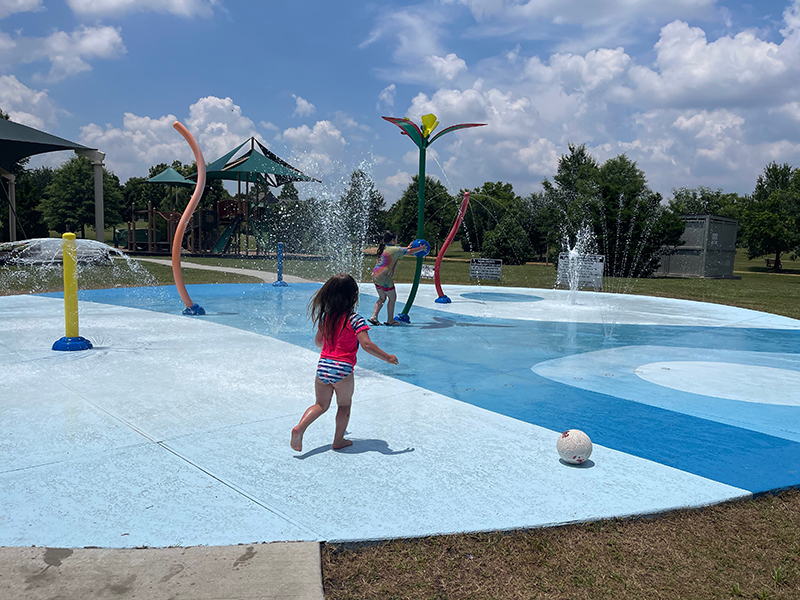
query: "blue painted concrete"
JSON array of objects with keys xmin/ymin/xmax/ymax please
[
  {"xmin": 60, "ymin": 283, "xmax": 800, "ymax": 496},
  {"xmin": 5, "ymin": 292, "xmax": 756, "ymax": 546}
]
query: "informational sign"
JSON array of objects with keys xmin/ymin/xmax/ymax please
[
  {"xmin": 556, "ymin": 253, "xmax": 604, "ymax": 290},
  {"xmin": 420, "ymin": 264, "xmax": 435, "ymax": 279},
  {"xmin": 470, "ymin": 258, "xmax": 503, "ymax": 280}
]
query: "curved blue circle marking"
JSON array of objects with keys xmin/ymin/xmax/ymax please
[{"xmin": 460, "ymin": 292, "xmax": 543, "ymax": 302}]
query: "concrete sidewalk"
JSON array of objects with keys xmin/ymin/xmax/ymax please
[
  {"xmin": 135, "ymin": 257, "xmax": 316, "ymax": 284},
  {"xmin": 0, "ymin": 542, "xmax": 324, "ymax": 600}
]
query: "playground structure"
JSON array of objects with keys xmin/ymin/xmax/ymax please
[{"xmin": 115, "ymin": 137, "xmax": 319, "ymax": 258}]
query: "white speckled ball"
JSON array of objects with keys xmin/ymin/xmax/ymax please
[{"xmin": 557, "ymin": 429, "xmax": 593, "ymax": 464}]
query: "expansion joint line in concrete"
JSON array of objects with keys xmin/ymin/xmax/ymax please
[
  {"xmin": 157, "ymin": 441, "xmax": 322, "ymax": 539},
  {"xmin": 46, "ymin": 374, "xmax": 322, "ymax": 539}
]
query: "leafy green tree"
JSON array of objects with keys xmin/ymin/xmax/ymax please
[
  {"xmin": 460, "ymin": 181, "xmax": 524, "ymax": 253},
  {"xmin": 481, "ymin": 213, "xmax": 534, "ymax": 265},
  {"xmin": 388, "ymin": 175, "xmax": 454, "ymax": 253},
  {"xmin": 520, "ymin": 191, "xmax": 561, "ymax": 261},
  {"xmin": 40, "ymin": 156, "xmax": 125, "ymax": 237},
  {"xmin": 278, "ymin": 181, "xmax": 299, "ymax": 203},
  {"xmin": 340, "ymin": 169, "xmax": 385, "ymax": 246},
  {"xmin": 740, "ymin": 162, "xmax": 800, "ymax": 270},
  {"xmin": 542, "ymin": 146, "xmax": 683, "ymax": 278},
  {"xmin": 541, "ymin": 143, "xmax": 601, "ymax": 247},
  {"xmin": 669, "ymin": 186, "xmax": 742, "ymax": 219},
  {"xmin": 14, "ymin": 166, "xmax": 54, "ymax": 238},
  {"xmin": 590, "ymin": 154, "xmax": 683, "ymax": 278}
]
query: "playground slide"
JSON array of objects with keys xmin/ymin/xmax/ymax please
[
  {"xmin": 250, "ymin": 218, "xmax": 270, "ymax": 250},
  {"xmin": 211, "ymin": 215, "xmax": 243, "ymax": 254}
]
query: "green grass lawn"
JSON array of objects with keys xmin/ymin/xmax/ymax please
[{"xmin": 176, "ymin": 245, "xmax": 800, "ymax": 320}]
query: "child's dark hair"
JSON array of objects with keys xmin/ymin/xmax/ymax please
[
  {"xmin": 309, "ymin": 273, "xmax": 360, "ymax": 342},
  {"xmin": 376, "ymin": 230, "xmax": 397, "ymax": 257}
]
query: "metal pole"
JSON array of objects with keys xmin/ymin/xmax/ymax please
[
  {"xmin": 273, "ymin": 241, "xmax": 288, "ymax": 287},
  {"xmin": 399, "ymin": 145, "xmax": 426, "ymax": 318}
]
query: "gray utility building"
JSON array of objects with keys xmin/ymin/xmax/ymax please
[{"xmin": 657, "ymin": 215, "xmax": 738, "ymax": 279}]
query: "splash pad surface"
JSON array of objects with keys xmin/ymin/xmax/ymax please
[{"xmin": 1, "ymin": 283, "xmax": 799, "ymax": 547}]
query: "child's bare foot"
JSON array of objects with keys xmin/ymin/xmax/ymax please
[
  {"xmin": 291, "ymin": 427, "xmax": 303, "ymax": 452},
  {"xmin": 332, "ymin": 439, "xmax": 353, "ymax": 450}
]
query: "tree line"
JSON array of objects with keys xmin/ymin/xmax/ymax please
[{"xmin": 2, "ymin": 115, "xmax": 799, "ymax": 275}]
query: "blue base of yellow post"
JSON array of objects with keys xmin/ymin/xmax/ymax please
[
  {"xmin": 182, "ymin": 304, "xmax": 205, "ymax": 316},
  {"xmin": 52, "ymin": 336, "xmax": 93, "ymax": 352}
]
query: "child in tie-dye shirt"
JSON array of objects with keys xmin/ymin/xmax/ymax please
[{"xmin": 370, "ymin": 230, "xmax": 426, "ymax": 326}]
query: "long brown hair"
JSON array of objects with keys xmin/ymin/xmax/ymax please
[
  {"xmin": 308, "ymin": 273, "xmax": 360, "ymax": 342},
  {"xmin": 376, "ymin": 230, "xmax": 397, "ymax": 257}
]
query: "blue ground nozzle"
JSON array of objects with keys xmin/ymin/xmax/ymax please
[
  {"xmin": 395, "ymin": 314, "xmax": 411, "ymax": 324},
  {"xmin": 52, "ymin": 336, "xmax": 93, "ymax": 351},
  {"xmin": 435, "ymin": 296, "xmax": 452, "ymax": 304},
  {"xmin": 182, "ymin": 303, "xmax": 206, "ymax": 316}
]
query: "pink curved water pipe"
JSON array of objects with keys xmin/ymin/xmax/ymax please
[
  {"xmin": 434, "ymin": 191, "xmax": 470, "ymax": 302},
  {"xmin": 171, "ymin": 121, "xmax": 206, "ymax": 314}
]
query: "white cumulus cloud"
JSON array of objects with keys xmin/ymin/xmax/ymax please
[
  {"xmin": 0, "ymin": 25, "xmax": 125, "ymax": 82},
  {"xmin": 76, "ymin": 96, "xmax": 259, "ymax": 181},
  {"xmin": 292, "ymin": 95, "xmax": 316, "ymax": 117},
  {"xmin": 0, "ymin": 0, "xmax": 41, "ymax": 20},
  {"xmin": 279, "ymin": 120, "xmax": 346, "ymax": 176},
  {"xmin": 0, "ymin": 75, "xmax": 60, "ymax": 128}
]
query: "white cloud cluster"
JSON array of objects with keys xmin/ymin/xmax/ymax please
[
  {"xmin": 292, "ymin": 95, "xmax": 316, "ymax": 117},
  {"xmin": 0, "ymin": 75, "xmax": 60, "ymax": 128},
  {"xmin": 452, "ymin": 0, "xmax": 718, "ymax": 51},
  {"xmin": 0, "ymin": 25, "xmax": 125, "ymax": 81},
  {"xmin": 66, "ymin": 0, "xmax": 220, "ymax": 17},
  {"xmin": 378, "ymin": 84, "xmax": 396, "ymax": 109},
  {"xmin": 0, "ymin": 0, "xmax": 41, "ymax": 20},
  {"xmin": 278, "ymin": 120, "xmax": 346, "ymax": 176},
  {"xmin": 75, "ymin": 96, "xmax": 259, "ymax": 181},
  {"xmin": 372, "ymin": 0, "xmax": 800, "ymax": 197}
]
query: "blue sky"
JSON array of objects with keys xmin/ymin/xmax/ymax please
[{"xmin": 2, "ymin": 0, "xmax": 800, "ymax": 204}]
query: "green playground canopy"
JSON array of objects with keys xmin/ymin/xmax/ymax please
[
  {"xmin": 0, "ymin": 117, "xmax": 94, "ymax": 172},
  {"xmin": 146, "ymin": 166, "xmax": 196, "ymax": 187},
  {"xmin": 199, "ymin": 137, "xmax": 320, "ymax": 187}
]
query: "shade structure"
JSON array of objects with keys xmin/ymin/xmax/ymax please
[
  {"xmin": 146, "ymin": 166, "xmax": 196, "ymax": 187},
  {"xmin": 0, "ymin": 118, "xmax": 94, "ymax": 172},
  {"xmin": 199, "ymin": 137, "xmax": 319, "ymax": 187},
  {"xmin": 1, "ymin": 118, "xmax": 105, "ymax": 242}
]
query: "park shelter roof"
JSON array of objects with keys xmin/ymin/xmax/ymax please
[
  {"xmin": 146, "ymin": 166, "xmax": 196, "ymax": 187},
  {"xmin": 0, "ymin": 118, "xmax": 94, "ymax": 172},
  {"xmin": 202, "ymin": 137, "xmax": 320, "ymax": 187}
]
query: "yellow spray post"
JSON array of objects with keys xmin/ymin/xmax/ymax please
[{"xmin": 52, "ymin": 232, "xmax": 93, "ymax": 351}]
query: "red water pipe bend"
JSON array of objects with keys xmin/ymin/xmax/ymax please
[
  {"xmin": 434, "ymin": 191, "xmax": 470, "ymax": 301},
  {"xmin": 171, "ymin": 121, "xmax": 207, "ymax": 314}
]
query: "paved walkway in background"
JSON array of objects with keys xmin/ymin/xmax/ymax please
[{"xmin": 135, "ymin": 257, "xmax": 317, "ymax": 284}]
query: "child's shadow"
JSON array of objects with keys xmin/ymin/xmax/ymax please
[{"xmin": 295, "ymin": 439, "xmax": 414, "ymax": 460}]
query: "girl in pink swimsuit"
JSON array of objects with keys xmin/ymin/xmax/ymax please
[{"xmin": 291, "ymin": 273, "xmax": 398, "ymax": 453}]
